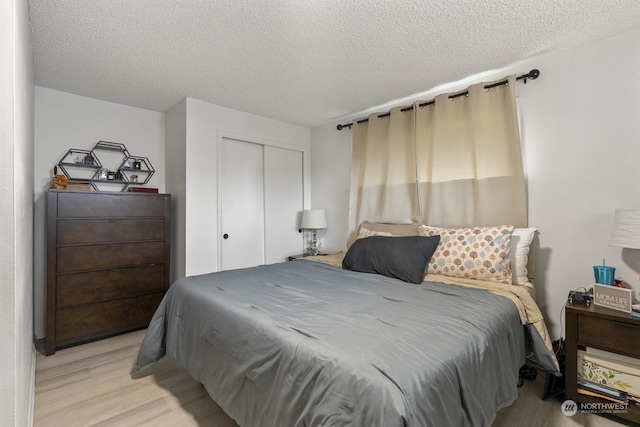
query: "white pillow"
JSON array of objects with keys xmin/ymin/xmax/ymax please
[{"xmin": 510, "ymin": 227, "xmax": 537, "ymax": 287}]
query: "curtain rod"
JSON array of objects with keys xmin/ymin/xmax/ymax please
[{"xmin": 336, "ymin": 69, "xmax": 540, "ymax": 130}]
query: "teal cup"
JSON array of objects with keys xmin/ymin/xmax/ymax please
[{"xmin": 593, "ymin": 266, "xmax": 615, "ymax": 285}]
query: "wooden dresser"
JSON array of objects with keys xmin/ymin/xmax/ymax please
[{"xmin": 46, "ymin": 190, "xmax": 171, "ymax": 355}]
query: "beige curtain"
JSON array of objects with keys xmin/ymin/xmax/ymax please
[
  {"xmin": 349, "ymin": 75, "xmax": 527, "ymax": 234},
  {"xmin": 348, "ymin": 106, "xmax": 418, "ymax": 238}
]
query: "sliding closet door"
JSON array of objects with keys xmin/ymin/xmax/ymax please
[
  {"xmin": 264, "ymin": 146, "xmax": 304, "ymax": 263},
  {"xmin": 219, "ymin": 138, "xmax": 265, "ymax": 270}
]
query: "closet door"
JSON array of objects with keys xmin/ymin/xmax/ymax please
[
  {"xmin": 264, "ymin": 146, "xmax": 304, "ymax": 263},
  {"xmin": 219, "ymin": 138, "xmax": 265, "ymax": 270}
]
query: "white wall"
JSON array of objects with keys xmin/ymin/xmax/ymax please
[
  {"xmin": 166, "ymin": 98, "xmax": 311, "ymax": 277},
  {"xmin": 0, "ymin": 0, "xmax": 35, "ymax": 425},
  {"xmin": 165, "ymin": 100, "xmax": 187, "ymax": 282},
  {"xmin": 310, "ymin": 125, "xmax": 352, "ymax": 253},
  {"xmin": 310, "ymin": 28, "xmax": 640, "ymax": 340},
  {"xmin": 33, "ymin": 87, "xmax": 166, "ymax": 338}
]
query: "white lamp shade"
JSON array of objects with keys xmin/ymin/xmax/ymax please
[
  {"xmin": 610, "ymin": 208, "xmax": 640, "ymax": 249},
  {"xmin": 300, "ymin": 209, "xmax": 327, "ymax": 229}
]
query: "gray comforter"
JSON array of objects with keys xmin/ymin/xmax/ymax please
[{"xmin": 136, "ymin": 260, "xmax": 529, "ymax": 427}]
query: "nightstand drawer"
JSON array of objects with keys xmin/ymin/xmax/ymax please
[{"xmin": 578, "ymin": 315, "xmax": 640, "ymax": 356}]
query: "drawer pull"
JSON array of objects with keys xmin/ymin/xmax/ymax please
[
  {"xmin": 108, "ymin": 298, "xmax": 124, "ymax": 303},
  {"xmin": 613, "ymin": 321, "xmax": 640, "ymax": 328},
  {"xmin": 109, "ymin": 268, "xmax": 127, "ymax": 272}
]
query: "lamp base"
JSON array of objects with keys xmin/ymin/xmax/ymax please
[
  {"xmin": 304, "ymin": 229, "xmax": 320, "ymax": 256},
  {"xmin": 304, "ymin": 248, "xmax": 319, "ymax": 256}
]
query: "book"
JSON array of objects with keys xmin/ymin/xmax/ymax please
[
  {"xmin": 585, "ymin": 347, "xmax": 640, "ymax": 368},
  {"xmin": 577, "ymin": 387, "xmax": 627, "ymax": 403},
  {"xmin": 128, "ymin": 187, "xmax": 159, "ymax": 193},
  {"xmin": 578, "ymin": 379, "xmax": 625, "ymax": 400},
  {"xmin": 631, "ymin": 311, "xmax": 640, "ymax": 319}
]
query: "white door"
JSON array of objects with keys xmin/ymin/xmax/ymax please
[
  {"xmin": 264, "ymin": 146, "xmax": 304, "ymax": 263},
  {"xmin": 219, "ymin": 138, "xmax": 265, "ymax": 270}
]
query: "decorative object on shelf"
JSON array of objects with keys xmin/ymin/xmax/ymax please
[
  {"xmin": 117, "ymin": 155, "xmax": 154, "ymax": 185},
  {"xmin": 83, "ymin": 152, "xmax": 95, "ymax": 165},
  {"xmin": 50, "ymin": 165, "xmax": 69, "ymax": 190},
  {"xmin": 56, "ymin": 141, "xmax": 154, "ymax": 192},
  {"xmin": 128, "ymin": 187, "xmax": 159, "ymax": 193},
  {"xmin": 300, "ymin": 209, "xmax": 327, "ymax": 256},
  {"xmin": 97, "ymin": 168, "xmax": 109, "ymax": 180}
]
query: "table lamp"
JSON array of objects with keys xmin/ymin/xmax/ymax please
[
  {"xmin": 610, "ymin": 209, "xmax": 640, "ymax": 249},
  {"xmin": 301, "ymin": 209, "xmax": 327, "ymax": 256}
]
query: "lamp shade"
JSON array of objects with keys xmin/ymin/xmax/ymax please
[
  {"xmin": 610, "ymin": 208, "xmax": 640, "ymax": 249},
  {"xmin": 300, "ymin": 209, "xmax": 327, "ymax": 229}
]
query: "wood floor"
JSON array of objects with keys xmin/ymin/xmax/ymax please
[{"xmin": 35, "ymin": 329, "xmax": 629, "ymax": 427}]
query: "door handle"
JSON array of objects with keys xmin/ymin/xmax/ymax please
[{"xmin": 223, "ymin": 233, "xmax": 229, "ymax": 239}]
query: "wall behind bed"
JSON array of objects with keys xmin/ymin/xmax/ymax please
[{"xmin": 310, "ymin": 28, "xmax": 640, "ymax": 340}]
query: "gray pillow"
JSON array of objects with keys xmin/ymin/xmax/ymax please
[{"xmin": 342, "ymin": 235, "xmax": 441, "ymax": 284}]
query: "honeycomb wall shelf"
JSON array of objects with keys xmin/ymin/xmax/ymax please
[{"xmin": 57, "ymin": 141, "xmax": 154, "ymax": 192}]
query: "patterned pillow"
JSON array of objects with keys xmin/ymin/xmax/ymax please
[{"xmin": 418, "ymin": 225, "xmax": 514, "ymax": 284}]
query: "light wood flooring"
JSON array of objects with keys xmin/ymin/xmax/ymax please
[{"xmin": 35, "ymin": 329, "xmax": 630, "ymax": 427}]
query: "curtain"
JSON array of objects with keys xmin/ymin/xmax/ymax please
[
  {"xmin": 348, "ymin": 106, "xmax": 418, "ymax": 240},
  {"xmin": 349, "ymin": 75, "xmax": 527, "ymax": 233}
]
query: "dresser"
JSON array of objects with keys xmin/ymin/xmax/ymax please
[
  {"xmin": 565, "ymin": 303, "xmax": 640, "ymax": 424},
  {"xmin": 46, "ymin": 190, "xmax": 171, "ymax": 355}
]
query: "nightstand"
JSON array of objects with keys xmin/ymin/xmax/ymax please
[
  {"xmin": 287, "ymin": 254, "xmax": 327, "ymax": 262},
  {"xmin": 565, "ymin": 303, "xmax": 640, "ymax": 424}
]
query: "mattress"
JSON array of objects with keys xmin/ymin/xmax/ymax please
[{"xmin": 136, "ymin": 259, "xmax": 544, "ymax": 426}]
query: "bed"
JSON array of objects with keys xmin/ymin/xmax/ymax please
[{"xmin": 135, "ymin": 225, "xmax": 559, "ymax": 427}]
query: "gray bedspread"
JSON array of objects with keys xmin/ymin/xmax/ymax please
[{"xmin": 136, "ymin": 260, "xmax": 528, "ymax": 427}]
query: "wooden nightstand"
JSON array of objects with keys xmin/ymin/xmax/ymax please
[
  {"xmin": 287, "ymin": 254, "xmax": 327, "ymax": 262},
  {"xmin": 565, "ymin": 302, "xmax": 640, "ymax": 424}
]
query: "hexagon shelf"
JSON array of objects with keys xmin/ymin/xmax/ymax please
[{"xmin": 57, "ymin": 141, "xmax": 154, "ymax": 192}]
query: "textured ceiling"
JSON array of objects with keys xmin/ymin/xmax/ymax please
[{"xmin": 29, "ymin": 0, "xmax": 640, "ymax": 128}]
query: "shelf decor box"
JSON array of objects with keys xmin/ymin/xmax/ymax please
[{"xmin": 593, "ymin": 284, "xmax": 633, "ymax": 312}]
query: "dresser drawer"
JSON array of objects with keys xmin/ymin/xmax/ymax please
[
  {"xmin": 57, "ymin": 192, "xmax": 168, "ymax": 218},
  {"xmin": 57, "ymin": 241, "xmax": 165, "ymax": 273},
  {"xmin": 57, "ymin": 264, "xmax": 165, "ymax": 308},
  {"xmin": 55, "ymin": 292, "xmax": 165, "ymax": 347},
  {"xmin": 57, "ymin": 218, "xmax": 165, "ymax": 245},
  {"xmin": 578, "ymin": 314, "xmax": 640, "ymax": 356}
]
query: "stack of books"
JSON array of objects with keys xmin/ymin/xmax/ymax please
[
  {"xmin": 128, "ymin": 187, "xmax": 159, "ymax": 193},
  {"xmin": 577, "ymin": 347, "xmax": 640, "ymax": 406},
  {"xmin": 578, "ymin": 378, "xmax": 628, "ymax": 403},
  {"xmin": 65, "ymin": 179, "xmax": 91, "ymax": 191},
  {"xmin": 631, "ymin": 304, "xmax": 640, "ymax": 320}
]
